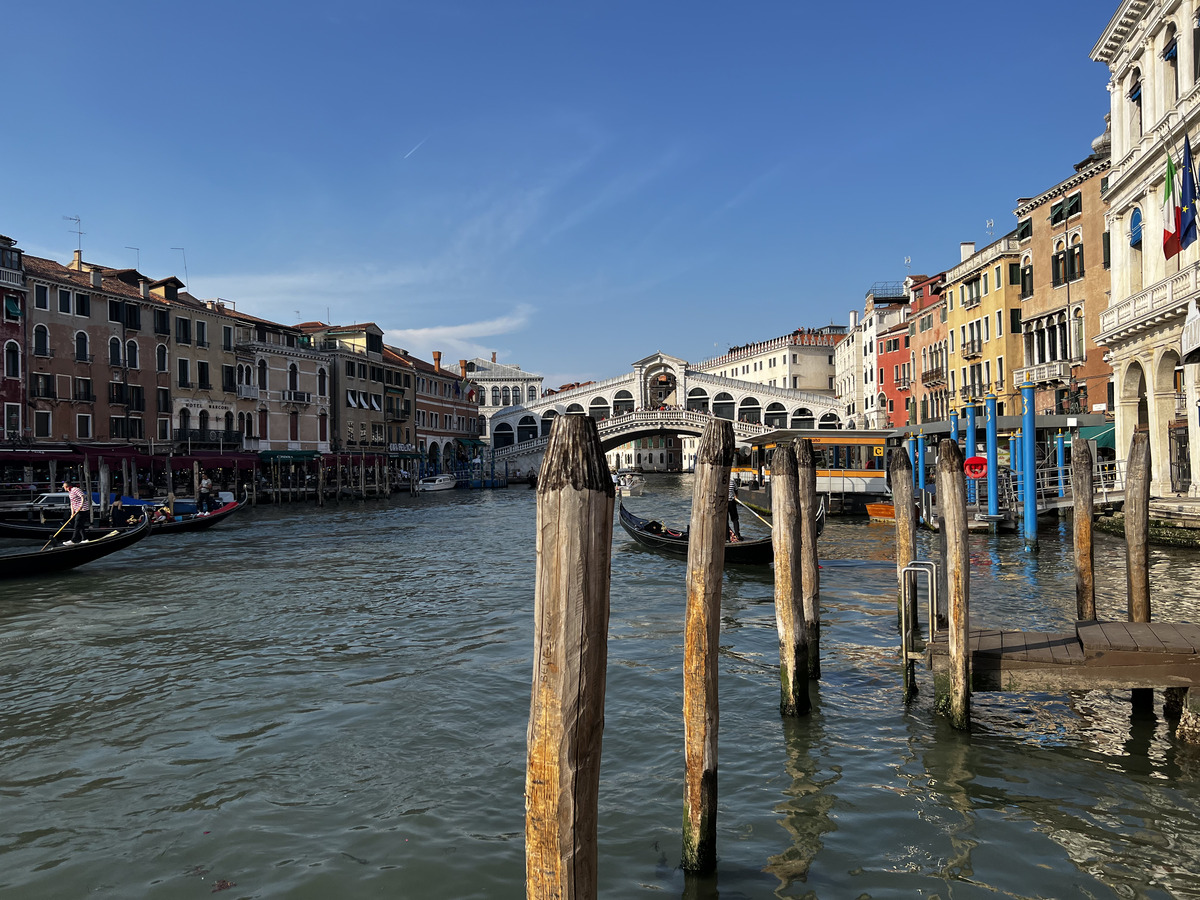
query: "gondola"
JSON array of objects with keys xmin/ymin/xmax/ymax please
[
  {"xmin": 618, "ymin": 499, "xmax": 825, "ymax": 566},
  {"xmin": 0, "ymin": 513, "xmax": 152, "ymax": 580},
  {"xmin": 0, "ymin": 499, "xmax": 245, "ymax": 540}
]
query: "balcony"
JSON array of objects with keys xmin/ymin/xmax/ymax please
[
  {"xmin": 178, "ymin": 379, "xmax": 192, "ymax": 389},
  {"xmin": 72, "ymin": 390, "xmax": 95, "ymax": 402},
  {"xmin": 0, "ymin": 268, "xmax": 24, "ymax": 288},
  {"xmin": 74, "ymin": 354, "xmax": 94, "ymax": 364},
  {"xmin": 962, "ymin": 293, "xmax": 981, "ymax": 310},
  {"xmin": 198, "ymin": 381, "xmax": 213, "ymax": 390},
  {"xmin": 961, "ymin": 339, "xmax": 983, "ymax": 359},
  {"xmin": 895, "ymin": 376, "xmax": 911, "ymax": 391},
  {"xmin": 33, "ymin": 347, "xmax": 54, "ymax": 359},
  {"xmin": 921, "ymin": 368, "xmax": 946, "ymax": 386},
  {"xmin": 178, "ymin": 428, "xmax": 242, "ymax": 447},
  {"xmin": 1011, "ymin": 360, "xmax": 1071, "ymax": 388},
  {"xmin": 1099, "ymin": 260, "xmax": 1200, "ymax": 342},
  {"xmin": 31, "ymin": 385, "xmax": 56, "ymax": 400},
  {"xmin": 237, "ymin": 384, "xmax": 259, "ymax": 400},
  {"xmin": 281, "ymin": 390, "xmax": 312, "ymax": 404},
  {"xmin": 959, "ymin": 383, "xmax": 990, "ymax": 402}
]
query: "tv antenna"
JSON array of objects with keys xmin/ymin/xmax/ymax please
[
  {"xmin": 986, "ymin": 218, "xmax": 995, "ymax": 238},
  {"xmin": 125, "ymin": 246, "xmax": 140, "ymax": 269},
  {"xmin": 170, "ymin": 247, "xmax": 189, "ymax": 290},
  {"xmin": 904, "ymin": 256, "xmax": 911, "ymax": 274},
  {"xmin": 63, "ymin": 215, "xmax": 84, "ymax": 252}
]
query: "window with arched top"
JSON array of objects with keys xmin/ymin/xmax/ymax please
[
  {"xmin": 157, "ymin": 344, "xmax": 168, "ymax": 372},
  {"xmin": 198, "ymin": 410, "xmax": 209, "ymax": 433},
  {"xmin": 502, "ymin": 386, "xmax": 511, "ymax": 406},
  {"xmin": 527, "ymin": 385, "xmax": 537, "ymax": 402},
  {"xmin": 109, "ymin": 337, "xmax": 122, "ymax": 366},
  {"xmin": 491, "ymin": 386, "xmax": 501, "ymax": 406},
  {"xmin": 289, "ymin": 363, "xmax": 299, "ymax": 391},
  {"xmin": 257, "ymin": 359, "xmax": 268, "ymax": 390},
  {"xmin": 318, "ymin": 368, "xmax": 327, "ymax": 396},
  {"xmin": 126, "ymin": 340, "xmax": 139, "ymax": 369},
  {"xmin": 179, "ymin": 408, "xmax": 191, "ymax": 433},
  {"xmin": 33, "ymin": 324, "xmax": 49, "ymax": 357},
  {"xmin": 75, "ymin": 332, "xmax": 89, "ymax": 362},
  {"xmin": 4, "ymin": 340, "xmax": 19, "ymax": 378}
]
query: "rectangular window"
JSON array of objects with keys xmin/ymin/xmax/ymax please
[
  {"xmin": 222, "ymin": 364, "xmax": 236, "ymax": 392},
  {"xmin": 223, "ymin": 325, "xmax": 233, "ymax": 350},
  {"xmin": 110, "ymin": 416, "xmax": 128, "ymax": 439},
  {"xmin": 109, "ymin": 300, "xmax": 124, "ymax": 323},
  {"xmin": 75, "ymin": 377, "xmax": 93, "ymax": 401},
  {"xmin": 154, "ymin": 308, "xmax": 170, "ymax": 334},
  {"xmin": 127, "ymin": 417, "xmax": 144, "ymax": 439},
  {"xmin": 157, "ymin": 387, "xmax": 170, "ymax": 413},
  {"xmin": 175, "ymin": 317, "xmax": 191, "ymax": 344},
  {"xmin": 1066, "ymin": 192, "xmax": 1082, "ymax": 218},
  {"xmin": 982, "ymin": 273, "xmax": 989, "ymax": 294},
  {"xmin": 346, "ymin": 361, "xmax": 355, "ymax": 377},
  {"xmin": 996, "ymin": 310, "xmax": 1003, "ymax": 337},
  {"xmin": 35, "ymin": 285, "xmax": 48, "ymax": 309},
  {"xmin": 34, "ymin": 409, "xmax": 50, "ymax": 438},
  {"xmin": 178, "ymin": 358, "xmax": 190, "ymax": 387},
  {"xmin": 125, "ymin": 303, "xmax": 141, "ymax": 330},
  {"xmin": 346, "ymin": 390, "xmax": 358, "ymax": 408},
  {"xmin": 58, "ymin": 289, "xmax": 72, "ymax": 313},
  {"xmin": 197, "ymin": 361, "xmax": 210, "ymax": 389},
  {"xmin": 1010, "ymin": 308, "xmax": 1022, "ymax": 333},
  {"xmin": 72, "ymin": 293, "xmax": 89, "ymax": 317},
  {"xmin": 1016, "ymin": 218, "xmax": 1033, "ymax": 240},
  {"xmin": 1102, "ymin": 231, "xmax": 1111, "ymax": 268},
  {"xmin": 983, "ymin": 317, "xmax": 990, "ymax": 341},
  {"xmin": 196, "ymin": 321, "xmax": 208, "ymax": 348},
  {"xmin": 158, "ymin": 417, "xmax": 171, "ymax": 440},
  {"xmin": 76, "ymin": 414, "xmax": 91, "ymax": 439}
]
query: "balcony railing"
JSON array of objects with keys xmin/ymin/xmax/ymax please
[
  {"xmin": 1011, "ymin": 360, "xmax": 1071, "ymax": 388},
  {"xmin": 198, "ymin": 381, "xmax": 213, "ymax": 390},
  {"xmin": 74, "ymin": 353, "xmax": 94, "ymax": 364},
  {"xmin": 237, "ymin": 385, "xmax": 259, "ymax": 400},
  {"xmin": 282, "ymin": 390, "xmax": 312, "ymax": 404},
  {"xmin": 178, "ymin": 428, "xmax": 242, "ymax": 446},
  {"xmin": 962, "ymin": 293, "xmax": 981, "ymax": 309},
  {"xmin": 921, "ymin": 368, "xmax": 946, "ymax": 386},
  {"xmin": 31, "ymin": 385, "xmax": 56, "ymax": 399},
  {"xmin": 73, "ymin": 391, "xmax": 95, "ymax": 402},
  {"xmin": 959, "ymin": 382, "xmax": 990, "ymax": 401},
  {"xmin": 33, "ymin": 348, "xmax": 53, "ymax": 358},
  {"xmin": 1099, "ymin": 260, "xmax": 1200, "ymax": 339},
  {"xmin": 961, "ymin": 339, "xmax": 983, "ymax": 359}
]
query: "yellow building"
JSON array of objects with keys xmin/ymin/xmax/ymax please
[{"xmin": 943, "ymin": 235, "xmax": 1025, "ymax": 417}]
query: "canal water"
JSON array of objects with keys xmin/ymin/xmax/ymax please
[{"xmin": 3, "ymin": 475, "xmax": 1200, "ymax": 898}]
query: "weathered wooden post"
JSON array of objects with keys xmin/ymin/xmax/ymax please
[
  {"xmin": 1125, "ymin": 431, "xmax": 1153, "ymax": 712},
  {"xmin": 1125, "ymin": 432, "xmax": 1151, "ymax": 623},
  {"xmin": 890, "ymin": 449, "xmax": 916, "ymax": 630},
  {"xmin": 796, "ymin": 438, "xmax": 821, "ymax": 679},
  {"xmin": 1071, "ymin": 429, "xmax": 1095, "ymax": 620},
  {"xmin": 98, "ymin": 458, "xmax": 111, "ymax": 517},
  {"xmin": 770, "ymin": 443, "xmax": 810, "ymax": 716},
  {"xmin": 83, "ymin": 463, "xmax": 94, "ymax": 524},
  {"xmin": 682, "ymin": 418, "xmax": 732, "ymax": 875},
  {"xmin": 193, "ymin": 461, "xmax": 201, "ymax": 505},
  {"xmin": 318, "ymin": 460, "xmax": 326, "ymax": 507},
  {"xmin": 525, "ymin": 414, "xmax": 613, "ymax": 900},
  {"xmin": 936, "ymin": 440, "xmax": 970, "ymax": 730}
]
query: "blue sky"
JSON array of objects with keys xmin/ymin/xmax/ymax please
[{"xmin": 9, "ymin": 1, "xmax": 1116, "ymax": 388}]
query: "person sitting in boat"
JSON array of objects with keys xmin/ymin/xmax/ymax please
[
  {"xmin": 109, "ymin": 498, "xmax": 134, "ymax": 528},
  {"xmin": 153, "ymin": 506, "xmax": 173, "ymax": 523}
]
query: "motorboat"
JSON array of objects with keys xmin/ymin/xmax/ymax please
[{"xmin": 417, "ymin": 474, "xmax": 458, "ymax": 492}]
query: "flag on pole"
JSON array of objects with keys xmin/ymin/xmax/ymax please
[
  {"xmin": 1181, "ymin": 135, "xmax": 1199, "ymax": 253},
  {"xmin": 1165, "ymin": 149, "xmax": 1182, "ymax": 259}
]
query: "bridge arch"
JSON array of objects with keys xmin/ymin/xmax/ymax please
[
  {"xmin": 687, "ymin": 387, "xmax": 709, "ymax": 412},
  {"xmin": 791, "ymin": 407, "xmax": 815, "ymax": 428},
  {"xmin": 518, "ymin": 415, "xmax": 538, "ymax": 443},
  {"xmin": 764, "ymin": 402, "xmax": 787, "ymax": 427},
  {"xmin": 738, "ymin": 396, "xmax": 761, "ymax": 423},
  {"xmin": 613, "ymin": 390, "xmax": 635, "ymax": 414},
  {"xmin": 494, "ymin": 422, "xmax": 514, "ymax": 447},
  {"xmin": 565, "ymin": 402, "xmax": 584, "ymax": 415},
  {"xmin": 589, "ymin": 396, "xmax": 611, "ymax": 420},
  {"xmin": 541, "ymin": 409, "xmax": 557, "ymax": 436},
  {"xmin": 713, "ymin": 392, "xmax": 734, "ymax": 419}
]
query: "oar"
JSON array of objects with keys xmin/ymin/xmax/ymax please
[
  {"xmin": 40, "ymin": 512, "xmax": 76, "ymax": 552},
  {"xmin": 735, "ymin": 495, "xmax": 773, "ymax": 530}
]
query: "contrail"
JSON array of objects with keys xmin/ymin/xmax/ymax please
[{"xmin": 404, "ymin": 138, "xmax": 427, "ymax": 159}]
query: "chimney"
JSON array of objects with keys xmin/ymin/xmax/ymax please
[
  {"xmin": 492, "ymin": 351, "xmax": 497, "ymax": 363},
  {"xmin": 90, "ymin": 268, "xmax": 102, "ymax": 288},
  {"xmin": 960, "ymin": 241, "xmax": 976, "ymax": 261},
  {"xmin": 849, "ymin": 310, "xmax": 859, "ymax": 328},
  {"xmin": 459, "ymin": 359, "xmax": 468, "ymax": 379},
  {"xmin": 432, "ymin": 351, "xmax": 441, "ymax": 371},
  {"xmin": 138, "ymin": 278, "xmax": 149, "ymax": 298},
  {"xmin": 70, "ymin": 249, "xmax": 82, "ymax": 270}
]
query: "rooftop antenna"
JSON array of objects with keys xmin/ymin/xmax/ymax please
[
  {"xmin": 170, "ymin": 247, "xmax": 189, "ymax": 290},
  {"xmin": 125, "ymin": 246, "xmax": 140, "ymax": 269},
  {"xmin": 63, "ymin": 215, "xmax": 84, "ymax": 253},
  {"xmin": 985, "ymin": 218, "xmax": 995, "ymax": 239},
  {"xmin": 904, "ymin": 255, "xmax": 911, "ymax": 275}
]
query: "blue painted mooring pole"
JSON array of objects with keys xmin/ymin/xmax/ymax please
[
  {"xmin": 950, "ymin": 409, "xmax": 960, "ymax": 443},
  {"xmin": 1056, "ymin": 431, "xmax": 1066, "ymax": 498},
  {"xmin": 907, "ymin": 437, "xmax": 915, "ymax": 486},
  {"xmin": 965, "ymin": 404, "xmax": 977, "ymax": 504},
  {"xmin": 1021, "ymin": 382, "xmax": 1037, "ymax": 550},
  {"xmin": 985, "ymin": 394, "xmax": 998, "ymax": 518},
  {"xmin": 917, "ymin": 432, "xmax": 926, "ymax": 495}
]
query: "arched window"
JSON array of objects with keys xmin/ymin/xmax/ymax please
[
  {"xmin": 258, "ymin": 359, "xmax": 268, "ymax": 390},
  {"xmin": 33, "ymin": 324, "xmax": 48, "ymax": 357},
  {"xmin": 75, "ymin": 331, "xmax": 89, "ymax": 362},
  {"xmin": 527, "ymin": 385, "xmax": 537, "ymax": 402},
  {"xmin": 318, "ymin": 368, "xmax": 327, "ymax": 396},
  {"xmin": 1072, "ymin": 308, "xmax": 1086, "ymax": 360},
  {"xmin": 289, "ymin": 410, "xmax": 299, "ymax": 441},
  {"xmin": 198, "ymin": 410, "xmax": 209, "ymax": 434},
  {"xmin": 502, "ymin": 386, "xmax": 511, "ymax": 406},
  {"xmin": 126, "ymin": 340, "xmax": 139, "ymax": 369},
  {"xmin": 109, "ymin": 336, "xmax": 122, "ymax": 366},
  {"xmin": 512, "ymin": 385, "xmax": 522, "ymax": 404},
  {"xmin": 179, "ymin": 408, "xmax": 191, "ymax": 433},
  {"xmin": 289, "ymin": 363, "xmax": 298, "ymax": 391},
  {"xmin": 238, "ymin": 412, "xmax": 246, "ymax": 434},
  {"xmin": 319, "ymin": 411, "xmax": 328, "ymax": 442},
  {"xmin": 157, "ymin": 344, "xmax": 168, "ymax": 372},
  {"xmin": 4, "ymin": 340, "xmax": 19, "ymax": 378},
  {"xmin": 225, "ymin": 411, "xmax": 234, "ymax": 433},
  {"xmin": 491, "ymin": 386, "xmax": 501, "ymax": 406}
]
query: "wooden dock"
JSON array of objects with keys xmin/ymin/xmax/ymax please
[{"xmin": 927, "ymin": 621, "xmax": 1200, "ymax": 692}]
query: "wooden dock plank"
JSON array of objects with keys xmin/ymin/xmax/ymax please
[
  {"xmin": 1123, "ymin": 622, "xmax": 1166, "ymax": 653},
  {"xmin": 1000, "ymin": 630, "xmax": 1029, "ymax": 659},
  {"xmin": 1098, "ymin": 621, "xmax": 1139, "ymax": 652},
  {"xmin": 1166, "ymin": 623, "xmax": 1200, "ymax": 654},
  {"xmin": 1076, "ymin": 622, "xmax": 1109, "ymax": 655}
]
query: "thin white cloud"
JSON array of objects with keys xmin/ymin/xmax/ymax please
[{"xmin": 384, "ymin": 304, "xmax": 536, "ymax": 363}]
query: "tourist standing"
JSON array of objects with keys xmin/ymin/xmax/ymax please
[{"xmin": 198, "ymin": 472, "xmax": 213, "ymax": 514}]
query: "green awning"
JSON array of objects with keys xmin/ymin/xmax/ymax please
[
  {"xmin": 4, "ymin": 297, "xmax": 21, "ymax": 318},
  {"xmin": 1074, "ymin": 424, "xmax": 1115, "ymax": 451}
]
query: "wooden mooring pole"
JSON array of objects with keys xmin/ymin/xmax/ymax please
[
  {"xmin": 796, "ymin": 438, "xmax": 821, "ymax": 679},
  {"xmin": 525, "ymin": 415, "xmax": 613, "ymax": 900},
  {"xmin": 681, "ymin": 418, "xmax": 732, "ymax": 875},
  {"xmin": 1071, "ymin": 429, "xmax": 1095, "ymax": 620},
  {"xmin": 770, "ymin": 442, "xmax": 810, "ymax": 716},
  {"xmin": 936, "ymin": 440, "xmax": 970, "ymax": 730},
  {"xmin": 1125, "ymin": 431, "xmax": 1153, "ymax": 713},
  {"xmin": 890, "ymin": 449, "xmax": 917, "ymax": 633}
]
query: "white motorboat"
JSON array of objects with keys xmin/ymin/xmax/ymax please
[{"xmin": 417, "ymin": 474, "xmax": 458, "ymax": 492}]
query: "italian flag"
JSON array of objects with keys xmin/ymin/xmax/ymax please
[{"xmin": 1166, "ymin": 150, "xmax": 1183, "ymax": 259}]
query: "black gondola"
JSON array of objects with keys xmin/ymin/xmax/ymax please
[
  {"xmin": 618, "ymin": 500, "xmax": 825, "ymax": 566},
  {"xmin": 0, "ymin": 513, "xmax": 152, "ymax": 580},
  {"xmin": 0, "ymin": 499, "xmax": 246, "ymax": 540}
]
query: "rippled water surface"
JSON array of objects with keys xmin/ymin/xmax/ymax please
[{"xmin": 4, "ymin": 475, "xmax": 1200, "ymax": 898}]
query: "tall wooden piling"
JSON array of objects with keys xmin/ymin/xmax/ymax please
[
  {"xmin": 525, "ymin": 415, "xmax": 614, "ymax": 900},
  {"xmin": 890, "ymin": 449, "xmax": 917, "ymax": 632},
  {"xmin": 796, "ymin": 438, "xmax": 821, "ymax": 679},
  {"xmin": 1125, "ymin": 432, "xmax": 1151, "ymax": 624},
  {"xmin": 1071, "ymin": 430, "xmax": 1095, "ymax": 620},
  {"xmin": 936, "ymin": 440, "xmax": 970, "ymax": 730},
  {"xmin": 770, "ymin": 443, "xmax": 810, "ymax": 717},
  {"xmin": 681, "ymin": 418, "xmax": 733, "ymax": 875}
]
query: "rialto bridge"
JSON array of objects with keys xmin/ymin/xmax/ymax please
[{"xmin": 486, "ymin": 352, "xmax": 845, "ymax": 472}]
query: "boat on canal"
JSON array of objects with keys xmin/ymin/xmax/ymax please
[
  {"xmin": 0, "ymin": 499, "xmax": 245, "ymax": 540},
  {"xmin": 0, "ymin": 512, "xmax": 152, "ymax": 580},
  {"xmin": 618, "ymin": 499, "xmax": 825, "ymax": 566},
  {"xmin": 417, "ymin": 474, "xmax": 458, "ymax": 492}
]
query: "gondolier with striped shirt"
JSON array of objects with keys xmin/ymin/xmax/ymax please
[
  {"xmin": 62, "ymin": 481, "xmax": 91, "ymax": 545},
  {"xmin": 728, "ymin": 475, "xmax": 741, "ymax": 542}
]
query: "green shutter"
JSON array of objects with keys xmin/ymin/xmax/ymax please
[
  {"xmin": 1102, "ymin": 231, "xmax": 1111, "ymax": 268},
  {"xmin": 1010, "ymin": 308, "xmax": 1022, "ymax": 333},
  {"xmin": 1009, "ymin": 262, "xmax": 1020, "ymax": 284}
]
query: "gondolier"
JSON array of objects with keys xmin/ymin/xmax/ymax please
[
  {"xmin": 61, "ymin": 481, "xmax": 90, "ymax": 545},
  {"xmin": 728, "ymin": 476, "xmax": 741, "ymax": 542}
]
